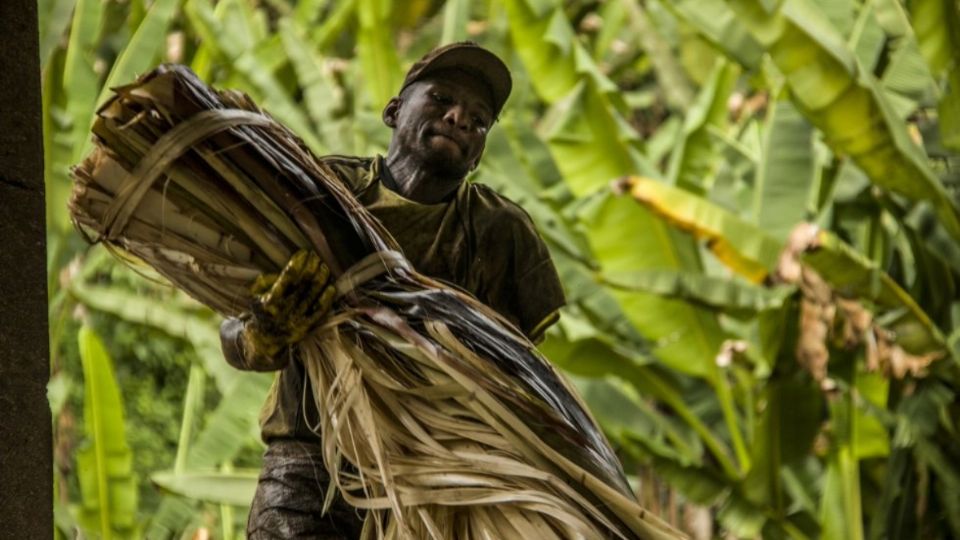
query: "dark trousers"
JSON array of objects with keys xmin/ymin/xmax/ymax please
[{"xmin": 247, "ymin": 440, "xmax": 366, "ymax": 539}]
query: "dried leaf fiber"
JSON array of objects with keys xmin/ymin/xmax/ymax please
[{"xmin": 70, "ymin": 65, "xmax": 685, "ymax": 540}]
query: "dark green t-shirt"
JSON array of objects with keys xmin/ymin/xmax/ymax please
[{"xmin": 258, "ymin": 155, "xmax": 565, "ymax": 441}]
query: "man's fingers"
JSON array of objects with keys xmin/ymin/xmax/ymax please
[
  {"xmin": 287, "ymin": 277, "xmax": 337, "ymax": 337},
  {"xmin": 248, "ymin": 250, "xmax": 335, "ymax": 349},
  {"xmin": 315, "ymin": 262, "xmax": 330, "ymax": 287},
  {"xmin": 298, "ymin": 262, "xmax": 333, "ymax": 311},
  {"xmin": 301, "ymin": 250, "xmax": 322, "ymax": 277},
  {"xmin": 302, "ymin": 285, "xmax": 338, "ymax": 333},
  {"xmin": 289, "ymin": 270, "xmax": 328, "ymax": 318},
  {"xmin": 269, "ymin": 250, "xmax": 322, "ymax": 297},
  {"xmin": 317, "ymin": 284, "xmax": 337, "ymax": 315},
  {"xmin": 265, "ymin": 260, "xmax": 331, "ymax": 319},
  {"xmin": 275, "ymin": 249, "xmax": 310, "ymax": 287},
  {"xmin": 250, "ymin": 273, "xmax": 279, "ymax": 296}
]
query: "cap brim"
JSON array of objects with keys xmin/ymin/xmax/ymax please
[{"xmin": 412, "ymin": 46, "xmax": 512, "ymax": 117}]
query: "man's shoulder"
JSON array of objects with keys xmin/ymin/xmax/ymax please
[
  {"xmin": 318, "ymin": 154, "xmax": 375, "ymax": 190},
  {"xmin": 463, "ymin": 182, "xmax": 534, "ymax": 229},
  {"xmin": 319, "ymin": 154, "xmax": 377, "ymax": 193}
]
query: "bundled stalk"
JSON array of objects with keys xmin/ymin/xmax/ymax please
[{"xmin": 70, "ymin": 65, "xmax": 684, "ymax": 540}]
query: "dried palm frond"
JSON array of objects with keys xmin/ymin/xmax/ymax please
[{"xmin": 70, "ymin": 65, "xmax": 685, "ymax": 540}]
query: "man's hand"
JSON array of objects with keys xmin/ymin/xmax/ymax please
[{"xmin": 242, "ymin": 249, "xmax": 337, "ymax": 359}]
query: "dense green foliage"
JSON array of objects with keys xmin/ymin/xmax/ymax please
[{"xmin": 43, "ymin": 0, "xmax": 960, "ymax": 538}]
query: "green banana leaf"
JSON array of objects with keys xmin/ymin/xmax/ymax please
[
  {"xmin": 76, "ymin": 325, "xmax": 139, "ymax": 538},
  {"xmin": 174, "ymin": 365, "xmax": 207, "ymax": 473},
  {"xmin": 612, "ymin": 406, "xmax": 804, "ymax": 538},
  {"xmin": 706, "ymin": 120, "xmax": 762, "ymax": 215},
  {"xmin": 184, "ymin": 0, "xmax": 326, "ymax": 153},
  {"xmin": 68, "ymin": 282, "xmax": 236, "ymax": 393},
  {"xmin": 440, "ymin": 0, "xmax": 471, "ymax": 44},
  {"xmin": 44, "ymin": 48, "xmax": 76, "ymax": 234},
  {"xmin": 578, "ymin": 193, "xmax": 751, "ymax": 482},
  {"xmin": 820, "ymin": 385, "xmax": 865, "ymax": 540},
  {"xmin": 723, "ymin": 0, "xmax": 960, "ymax": 244},
  {"xmin": 38, "ymin": 0, "xmax": 77, "ymax": 71},
  {"xmin": 62, "ymin": 0, "xmax": 105, "ymax": 165},
  {"xmin": 580, "ymin": 195, "xmax": 724, "ymax": 376},
  {"xmin": 151, "ymin": 471, "xmax": 259, "ymax": 507},
  {"xmin": 537, "ymin": 79, "xmax": 652, "ymax": 196},
  {"xmin": 602, "ymin": 269, "xmax": 795, "ymax": 317},
  {"xmin": 356, "ymin": 0, "xmax": 403, "ymax": 109},
  {"xmin": 811, "ymin": 0, "xmax": 855, "ymax": 36},
  {"xmin": 754, "ymin": 97, "xmax": 817, "ymax": 243},
  {"xmin": 740, "ymin": 378, "xmax": 822, "ymax": 521},
  {"xmin": 914, "ymin": 438, "xmax": 960, "ymax": 536},
  {"xmin": 308, "ymin": 0, "xmax": 357, "ymax": 51},
  {"xmin": 279, "ymin": 17, "xmax": 350, "ymax": 148},
  {"xmin": 872, "ymin": 0, "xmax": 936, "ymax": 102},
  {"xmin": 572, "ymin": 375, "xmax": 703, "ymax": 467},
  {"xmin": 185, "ymin": 374, "xmax": 271, "ymax": 469},
  {"xmin": 663, "ymin": 0, "xmax": 763, "ymax": 69},
  {"xmin": 667, "ymin": 59, "xmax": 739, "ymax": 194},
  {"xmin": 503, "ymin": 11, "xmax": 748, "ymax": 478},
  {"xmin": 848, "ymin": 1, "xmax": 886, "ymax": 72},
  {"xmin": 81, "ymin": 0, "xmax": 182, "ymax": 160},
  {"xmin": 292, "ymin": 0, "xmax": 329, "ymax": 26},
  {"xmin": 545, "ymin": 329, "xmax": 743, "ymax": 478},
  {"xmin": 623, "ymin": 173, "xmax": 946, "ymax": 354},
  {"xmin": 910, "ymin": 0, "xmax": 960, "ymax": 151},
  {"xmin": 502, "ymin": 0, "xmax": 649, "ymax": 196},
  {"xmin": 592, "ymin": 0, "xmax": 628, "ymax": 60},
  {"xmin": 501, "ymin": 0, "xmax": 581, "ymax": 103},
  {"xmin": 625, "ymin": 1, "xmax": 694, "ymax": 111},
  {"xmin": 853, "ymin": 370, "xmax": 891, "ymax": 460},
  {"xmin": 147, "ymin": 374, "xmax": 270, "ymax": 537}
]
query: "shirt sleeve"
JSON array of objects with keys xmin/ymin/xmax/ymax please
[
  {"xmin": 219, "ymin": 316, "xmax": 292, "ymax": 371},
  {"xmin": 473, "ymin": 203, "xmax": 566, "ymax": 342}
]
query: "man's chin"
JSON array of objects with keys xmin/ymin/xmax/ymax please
[{"xmin": 419, "ymin": 153, "xmax": 471, "ymax": 180}]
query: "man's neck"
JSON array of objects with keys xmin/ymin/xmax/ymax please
[{"xmin": 384, "ymin": 153, "xmax": 463, "ymax": 205}]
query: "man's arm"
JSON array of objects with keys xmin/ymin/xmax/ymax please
[{"xmin": 470, "ymin": 191, "xmax": 566, "ymax": 342}]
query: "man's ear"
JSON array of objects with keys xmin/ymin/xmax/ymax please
[{"xmin": 382, "ymin": 97, "xmax": 401, "ymax": 128}]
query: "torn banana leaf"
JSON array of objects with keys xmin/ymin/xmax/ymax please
[{"xmin": 617, "ymin": 175, "xmax": 783, "ymax": 282}]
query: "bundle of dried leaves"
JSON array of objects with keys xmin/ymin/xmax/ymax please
[{"xmin": 70, "ymin": 65, "xmax": 683, "ymax": 540}]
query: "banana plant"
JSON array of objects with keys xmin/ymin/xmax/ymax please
[
  {"xmin": 43, "ymin": 0, "xmax": 960, "ymax": 538},
  {"xmin": 723, "ymin": 0, "xmax": 960, "ymax": 246},
  {"xmin": 620, "ymin": 174, "xmax": 947, "ymax": 356},
  {"xmin": 503, "ymin": 0, "xmax": 752, "ymax": 479},
  {"xmin": 146, "ymin": 371, "xmax": 271, "ymax": 537},
  {"xmin": 76, "ymin": 325, "xmax": 139, "ymax": 539},
  {"xmin": 910, "ymin": 0, "xmax": 960, "ymax": 151},
  {"xmin": 614, "ymin": 178, "xmax": 951, "ymax": 537}
]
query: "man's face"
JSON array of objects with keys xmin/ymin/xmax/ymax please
[{"xmin": 384, "ymin": 68, "xmax": 496, "ymax": 179}]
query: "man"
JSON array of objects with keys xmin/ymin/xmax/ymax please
[{"xmin": 220, "ymin": 42, "xmax": 566, "ymax": 539}]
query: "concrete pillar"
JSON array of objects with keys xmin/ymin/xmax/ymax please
[{"xmin": 0, "ymin": 0, "xmax": 53, "ymax": 536}]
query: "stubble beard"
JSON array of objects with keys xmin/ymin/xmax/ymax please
[{"xmin": 416, "ymin": 134, "xmax": 471, "ymax": 182}]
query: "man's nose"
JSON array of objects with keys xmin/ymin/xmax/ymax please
[{"xmin": 443, "ymin": 105, "xmax": 469, "ymax": 130}]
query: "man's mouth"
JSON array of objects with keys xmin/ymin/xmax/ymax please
[{"xmin": 428, "ymin": 130, "xmax": 465, "ymax": 153}]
